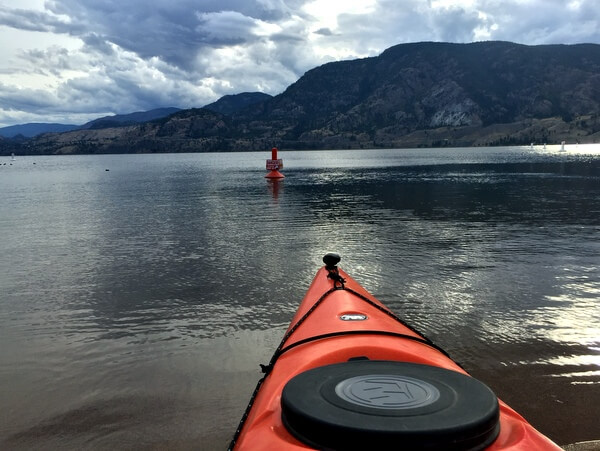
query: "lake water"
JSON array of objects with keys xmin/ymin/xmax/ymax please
[{"xmin": 1, "ymin": 146, "xmax": 599, "ymax": 449}]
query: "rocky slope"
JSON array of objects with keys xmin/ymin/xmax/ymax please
[
  {"xmin": 4, "ymin": 41, "xmax": 600, "ymax": 155},
  {"xmin": 203, "ymin": 92, "xmax": 272, "ymax": 116}
]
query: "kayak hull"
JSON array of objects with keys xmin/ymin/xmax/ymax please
[{"xmin": 231, "ymin": 264, "xmax": 561, "ymax": 450}]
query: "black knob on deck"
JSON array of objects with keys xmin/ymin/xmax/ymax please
[{"xmin": 323, "ymin": 253, "xmax": 341, "ymax": 268}]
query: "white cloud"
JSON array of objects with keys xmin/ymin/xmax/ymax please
[{"xmin": 302, "ymin": 0, "xmax": 377, "ymax": 32}]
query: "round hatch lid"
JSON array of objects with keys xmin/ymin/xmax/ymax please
[{"xmin": 281, "ymin": 360, "xmax": 500, "ymax": 451}]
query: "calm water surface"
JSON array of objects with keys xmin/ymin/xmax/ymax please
[{"xmin": 1, "ymin": 146, "xmax": 599, "ymax": 449}]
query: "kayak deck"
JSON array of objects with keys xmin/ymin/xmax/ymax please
[{"xmin": 231, "ymin": 258, "xmax": 561, "ymax": 450}]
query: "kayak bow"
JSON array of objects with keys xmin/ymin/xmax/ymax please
[{"xmin": 230, "ymin": 253, "xmax": 560, "ymax": 450}]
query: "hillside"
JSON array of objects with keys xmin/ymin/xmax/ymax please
[
  {"xmin": 3, "ymin": 41, "xmax": 600, "ymax": 155},
  {"xmin": 237, "ymin": 41, "xmax": 600, "ymax": 148},
  {"xmin": 80, "ymin": 107, "xmax": 182, "ymax": 130},
  {"xmin": 203, "ymin": 92, "xmax": 272, "ymax": 115},
  {"xmin": 0, "ymin": 108, "xmax": 181, "ymax": 139},
  {"xmin": 0, "ymin": 123, "xmax": 79, "ymax": 138}
]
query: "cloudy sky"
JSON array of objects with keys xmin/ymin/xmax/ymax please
[{"xmin": 1, "ymin": 0, "xmax": 599, "ymax": 127}]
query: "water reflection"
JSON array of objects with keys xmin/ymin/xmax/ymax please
[
  {"xmin": 266, "ymin": 178, "xmax": 282, "ymax": 202},
  {"xmin": 1, "ymin": 148, "xmax": 599, "ymax": 448}
]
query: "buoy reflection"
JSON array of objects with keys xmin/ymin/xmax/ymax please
[{"xmin": 267, "ymin": 178, "xmax": 282, "ymax": 201}]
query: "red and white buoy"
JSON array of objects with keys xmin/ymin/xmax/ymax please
[{"xmin": 265, "ymin": 147, "xmax": 284, "ymax": 179}]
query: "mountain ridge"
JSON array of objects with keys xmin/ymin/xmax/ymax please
[
  {"xmin": 203, "ymin": 92, "xmax": 273, "ymax": 115},
  {"xmin": 0, "ymin": 93, "xmax": 270, "ymax": 139},
  {"xmin": 0, "ymin": 123, "xmax": 79, "ymax": 138},
  {"xmin": 2, "ymin": 41, "xmax": 600, "ymax": 155},
  {"xmin": 79, "ymin": 107, "xmax": 182, "ymax": 130},
  {"xmin": 0, "ymin": 108, "xmax": 182, "ymax": 138}
]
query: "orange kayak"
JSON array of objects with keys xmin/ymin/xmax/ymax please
[{"xmin": 230, "ymin": 254, "xmax": 561, "ymax": 450}]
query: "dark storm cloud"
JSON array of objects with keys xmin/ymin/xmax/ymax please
[
  {"xmin": 1, "ymin": 0, "xmax": 313, "ymax": 126},
  {"xmin": 39, "ymin": 0, "xmax": 305, "ymax": 71},
  {"xmin": 0, "ymin": 4, "xmax": 81, "ymax": 33},
  {"xmin": 314, "ymin": 28, "xmax": 334, "ymax": 36},
  {"xmin": 1, "ymin": 0, "xmax": 600, "ymax": 127},
  {"xmin": 195, "ymin": 10, "xmax": 259, "ymax": 45},
  {"xmin": 81, "ymin": 33, "xmax": 116, "ymax": 56}
]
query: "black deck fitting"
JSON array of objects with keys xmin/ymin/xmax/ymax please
[{"xmin": 323, "ymin": 253, "xmax": 341, "ymax": 269}]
